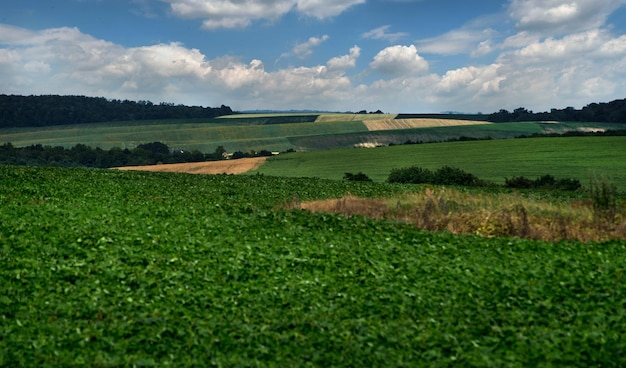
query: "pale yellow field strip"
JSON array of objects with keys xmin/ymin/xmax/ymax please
[
  {"xmin": 314, "ymin": 114, "xmax": 398, "ymax": 123},
  {"xmin": 114, "ymin": 157, "xmax": 268, "ymax": 175},
  {"xmin": 362, "ymin": 118, "xmax": 492, "ymax": 131}
]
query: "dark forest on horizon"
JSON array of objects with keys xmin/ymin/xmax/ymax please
[
  {"xmin": 0, "ymin": 94, "xmax": 625, "ymax": 128},
  {"xmin": 0, "ymin": 94, "xmax": 233, "ymax": 128}
]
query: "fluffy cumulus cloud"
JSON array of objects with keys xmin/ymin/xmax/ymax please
[
  {"xmin": 0, "ymin": 24, "xmax": 366, "ymax": 110},
  {"xmin": 327, "ymin": 46, "xmax": 361, "ymax": 72},
  {"xmin": 3, "ymin": 0, "xmax": 626, "ymax": 115},
  {"xmin": 509, "ymin": 0, "xmax": 626, "ymax": 34},
  {"xmin": 490, "ymin": 27, "xmax": 626, "ymax": 106},
  {"xmin": 163, "ymin": 0, "xmax": 364, "ymax": 29},
  {"xmin": 370, "ymin": 45, "xmax": 428, "ymax": 77}
]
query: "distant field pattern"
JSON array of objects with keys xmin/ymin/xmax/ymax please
[
  {"xmin": 314, "ymin": 114, "xmax": 397, "ymax": 122},
  {"xmin": 363, "ymin": 118, "xmax": 492, "ymax": 131}
]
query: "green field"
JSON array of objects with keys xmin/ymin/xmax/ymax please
[
  {"xmin": 2, "ymin": 165, "xmax": 626, "ymax": 366},
  {"xmin": 256, "ymin": 136, "xmax": 626, "ymax": 190},
  {"xmin": 0, "ymin": 117, "xmax": 366, "ymax": 153},
  {"xmin": 2, "ymin": 112, "xmax": 624, "ymax": 154}
]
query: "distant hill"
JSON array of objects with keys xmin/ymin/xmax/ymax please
[{"xmin": 0, "ymin": 94, "xmax": 233, "ymax": 128}]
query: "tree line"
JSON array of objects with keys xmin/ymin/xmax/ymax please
[
  {"xmin": 488, "ymin": 99, "xmax": 626, "ymax": 123},
  {"xmin": 0, "ymin": 142, "xmax": 272, "ymax": 168},
  {"xmin": 0, "ymin": 95, "xmax": 234, "ymax": 128}
]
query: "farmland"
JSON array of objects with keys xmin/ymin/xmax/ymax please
[
  {"xmin": 2, "ymin": 165, "xmax": 626, "ymax": 366},
  {"xmin": 1, "ymin": 111, "xmax": 624, "ymax": 154},
  {"xmin": 256, "ymin": 136, "xmax": 626, "ymax": 190}
]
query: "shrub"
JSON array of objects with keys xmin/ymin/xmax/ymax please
[
  {"xmin": 387, "ymin": 166, "xmax": 434, "ymax": 184},
  {"xmin": 433, "ymin": 166, "xmax": 481, "ymax": 186},
  {"xmin": 387, "ymin": 166, "xmax": 481, "ymax": 186},
  {"xmin": 556, "ymin": 178, "xmax": 582, "ymax": 191},
  {"xmin": 505, "ymin": 175, "xmax": 581, "ymax": 191},
  {"xmin": 343, "ymin": 172, "xmax": 373, "ymax": 182},
  {"xmin": 505, "ymin": 176, "xmax": 534, "ymax": 189},
  {"xmin": 534, "ymin": 174, "xmax": 557, "ymax": 188}
]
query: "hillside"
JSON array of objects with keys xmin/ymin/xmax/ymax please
[
  {"xmin": 1, "ymin": 112, "xmax": 624, "ymax": 155},
  {"xmin": 255, "ymin": 136, "xmax": 626, "ymax": 190}
]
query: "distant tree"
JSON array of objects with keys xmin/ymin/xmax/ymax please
[
  {"xmin": 231, "ymin": 151, "xmax": 246, "ymax": 159},
  {"xmin": 136, "ymin": 142, "xmax": 170, "ymax": 155}
]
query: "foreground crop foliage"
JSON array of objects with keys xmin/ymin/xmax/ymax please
[{"xmin": 1, "ymin": 165, "xmax": 626, "ymax": 366}]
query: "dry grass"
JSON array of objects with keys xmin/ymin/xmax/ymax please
[
  {"xmin": 292, "ymin": 188, "xmax": 626, "ymax": 243},
  {"xmin": 362, "ymin": 118, "xmax": 491, "ymax": 131},
  {"xmin": 114, "ymin": 157, "xmax": 268, "ymax": 175}
]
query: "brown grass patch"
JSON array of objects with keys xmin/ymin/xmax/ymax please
[
  {"xmin": 114, "ymin": 157, "xmax": 268, "ymax": 175},
  {"xmin": 290, "ymin": 188, "xmax": 626, "ymax": 243},
  {"xmin": 363, "ymin": 118, "xmax": 490, "ymax": 131}
]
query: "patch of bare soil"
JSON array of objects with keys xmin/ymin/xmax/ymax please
[{"xmin": 114, "ymin": 157, "xmax": 268, "ymax": 175}]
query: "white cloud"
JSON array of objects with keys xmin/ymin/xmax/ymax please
[
  {"xmin": 499, "ymin": 29, "xmax": 611, "ymax": 64},
  {"xmin": 416, "ymin": 27, "xmax": 497, "ymax": 56},
  {"xmin": 362, "ymin": 25, "xmax": 409, "ymax": 43},
  {"xmin": 162, "ymin": 0, "xmax": 364, "ymax": 29},
  {"xmin": 2, "ymin": 22, "xmax": 626, "ymax": 114},
  {"xmin": 295, "ymin": 0, "xmax": 365, "ymax": 19},
  {"xmin": 293, "ymin": 35, "xmax": 329, "ymax": 59},
  {"xmin": 508, "ymin": 0, "xmax": 626, "ymax": 34},
  {"xmin": 370, "ymin": 45, "xmax": 428, "ymax": 76},
  {"xmin": 327, "ymin": 45, "xmax": 361, "ymax": 72},
  {"xmin": 435, "ymin": 64, "xmax": 504, "ymax": 96}
]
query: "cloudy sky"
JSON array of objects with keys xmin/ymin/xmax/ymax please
[{"xmin": 1, "ymin": 0, "xmax": 626, "ymax": 113}]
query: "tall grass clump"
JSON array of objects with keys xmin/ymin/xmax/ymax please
[{"xmin": 589, "ymin": 175, "xmax": 619, "ymax": 225}]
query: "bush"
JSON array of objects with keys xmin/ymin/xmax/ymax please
[
  {"xmin": 343, "ymin": 172, "xmax": 373, "ymax": 182},
  {"xmin": 556, "ymin": 178, "xmax": 582, "ymax": 191},
  {"xmin": 433, "ymin": 166, "xmax": 481, "ymax": 186},
  {"xmin": 505, "ymin": 175, "xmax": 581, "ymax": 191},
  {"xmin": 505, "ymin": 176, "xmax": 534, "ymax": 189},
  {"xmin": 387, "ymin": 166, "xmax": 434, "ymax": 184},
  {"xmin": 387, "ymin": 166, "xmax": 481, "ymax": 186}
]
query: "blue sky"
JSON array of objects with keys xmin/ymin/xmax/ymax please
[{"xmin": 1, "ymin": 0, "xmax": 626, "ymax": 113}]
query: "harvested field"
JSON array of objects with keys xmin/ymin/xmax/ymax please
[
  {"xmin": 314, "ymin": 113, "xmax": 397, "ymax": 123},
  {"xmin": 114, "ymin": 157, "xmax": 268, "ymax": 175},
  {"xmin": 363, "ymin": 118, "xmax": 491, "ymax": 131}
]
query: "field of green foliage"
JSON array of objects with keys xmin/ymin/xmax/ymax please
[
  {"xmin": 2, "ymin": 165, "xmax": 626, "ymax": 366},
  {"xmin": 257, "ymin": 136, "xmax": 626, "ymax": 190}
]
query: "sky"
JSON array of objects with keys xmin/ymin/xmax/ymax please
[{"xmin": 1, "ymin": 0, "xmax": 626, "ymax": 113}]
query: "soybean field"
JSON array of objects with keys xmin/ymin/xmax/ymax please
[{"xmin": 1, "ymin": 165, "xmax": 626, "ymax": 366}]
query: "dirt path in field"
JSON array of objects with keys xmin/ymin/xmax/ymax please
[{"xmin": 114, "ymin": 157, "xmax": 268, "ymax": 175}]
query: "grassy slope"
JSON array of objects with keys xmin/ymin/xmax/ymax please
[
  {"xmin": 1, "ymin": 165, "xmax": 626, "ymax": 366},
  {"xmin": 256, "ymin": 136, "xmax": 626, "ymax": 190},
  {"xmin": 0, "ymin": 118, "xmax": 369, "ymax": 153},
  {"xmin": 1, "ymin": 113, "xmax": 624, "ymax": 153}
]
